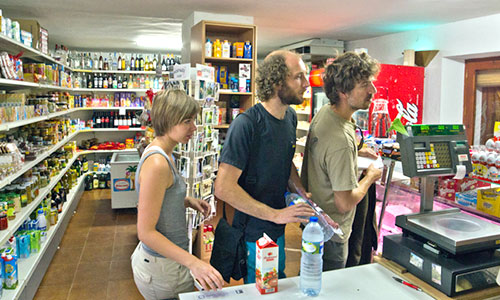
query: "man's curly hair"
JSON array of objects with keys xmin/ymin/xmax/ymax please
[
  {"xmin": 256, "ymin": 51, "xmax": 293, "ymax": 102},
  {"xmin": 323, "ymin": 52, "xmax": 379, "ymax": 105}
]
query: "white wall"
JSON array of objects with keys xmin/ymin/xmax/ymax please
[
  {"xmin": 347, "ymin": 13, "xmax": 500, "ymax": 124},
  {"xmin": 181, "ymin": 11, "xmax": 253, "ymax": 63}
]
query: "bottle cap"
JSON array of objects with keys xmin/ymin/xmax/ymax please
[{"xmin": 309, "ymin": 216, "xmax": 318, "ymax": 222}]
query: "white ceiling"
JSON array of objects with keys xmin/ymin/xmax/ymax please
[{"xmin": 2, "ymin": 0, "xmax": 500, "ymax": 57}]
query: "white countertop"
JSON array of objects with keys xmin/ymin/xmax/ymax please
[{"xmin": 179, "ymin": 263, "xmax": 434, "ymax": 300}]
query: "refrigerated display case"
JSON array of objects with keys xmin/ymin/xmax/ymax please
[{"xmin": 110, "ymin": 150, "xmax": 140, "ymax": 209}]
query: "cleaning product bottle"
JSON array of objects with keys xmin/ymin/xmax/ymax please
[
  {"xmin": 205, "ymin": 39, "xmax": 213, "ymax": 57},
  {"xmin": 243, "ymin": 41, "xmax": 252, "ymax": 59},
  {"xmin": 222, "ymin": 40, "xmax": 231, "ymax": 58},
  {"xmin": 213, "ymin": 39, "xmax": 222, "ymax": 58}
]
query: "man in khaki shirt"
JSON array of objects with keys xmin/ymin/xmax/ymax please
[{"xmin": 301, "ymin": 51, "xmax": 382, "ymax": 270}]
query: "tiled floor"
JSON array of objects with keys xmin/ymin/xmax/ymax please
[{"xmin": 34, "ymin": 189, "xmax": 303, "ymax": 299}]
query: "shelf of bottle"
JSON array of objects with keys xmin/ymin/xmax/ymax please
[
  {"xmin": 205, "ymin": 57, "xmax": 252, "ymax": 63},
  {"xmin": 1, "ymin": 167, "xmax": 85, "ymax": 300},
  {"xmin": 0, "ymin": 153, "xmax": 79, "ymax": 251},
  {"xmin": 0, "ymin": 109, "xmax": 80, "ymax": 132},
  {"xmin": 214, "ymin": 124, "xmax": 230, "ymax": 129},
  {"xmin": 0, "ymin": 34, "xmax": 72, "ymax": 71},
  {"xmin": 72, "ymin": 69, "xmax": 170, "ymax": 74},
  {"xmin": 218, "ymin": 90, "xmax": 252, "ymax": 95},
  {"xmin": 77, "ymin": 106, "xmax": 144, "ymax": 110},
  {"xmin": 78, "ymin": 149, "xmax": 137, "ymax": 155},
  {"xmin": 79, "ymin": 128, "xmax": 145, "ymax": 133},
  {"xmin": 0, "ymin": 130, "xmax": 79, "ymax": 190},
  {"xmin": 0, "ymin": 78, "xmax": 73, "ymax": 91},
  {"xmin": 72, "ymin": 88, "xmax": 161, "ymax": 93}
]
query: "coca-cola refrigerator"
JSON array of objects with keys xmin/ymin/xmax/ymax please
[{"xmin": 309, "ymin": 64, "xmax": 425, "ymax": 135}]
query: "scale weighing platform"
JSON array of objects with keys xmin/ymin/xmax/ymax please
[{"xmin": 382, "ymin": 124, "xmax": 500, "ymax": 296}]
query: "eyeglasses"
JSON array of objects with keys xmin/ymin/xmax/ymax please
[{"xmin": 355, "ymin": 125, "xmax": 365, "ymax": 151}]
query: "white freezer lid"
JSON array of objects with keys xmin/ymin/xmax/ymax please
[{"xmin": 111, "ymin": 151, "xmax": 140, "ymax": 163}]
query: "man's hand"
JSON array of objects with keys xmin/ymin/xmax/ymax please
[
  {"xmin": 366, "ymin": 163, "xmax": 382, "ymax": 183},
  {"xmin": 272, "ymin": 204, "xmax": 315, "ymax": 224},
  {"xmin": 358, "ymin": 147, "xmax": 378, "ymax": 159}
]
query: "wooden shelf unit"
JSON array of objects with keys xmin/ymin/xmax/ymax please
[{"xmin": 191, "ymin": 20, "xmax": 257, "ymax": 117}]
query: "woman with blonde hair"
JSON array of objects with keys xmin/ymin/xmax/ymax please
[{"xmin": 131, "ymin": 89, "xmax": 223, "ymax": 299}]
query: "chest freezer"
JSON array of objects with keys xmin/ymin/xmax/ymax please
[{"xmin": 110, "ymin": 150, "xmax": 140, "ymax": 209}]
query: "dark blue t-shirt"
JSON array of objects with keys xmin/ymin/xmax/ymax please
[{"xmin": 219, "ymin": 103, "xmax": 297, "ymax": 242}]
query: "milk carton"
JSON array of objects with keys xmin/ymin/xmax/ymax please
[{"xmin": 255, "ymin": 233, "xmax": 278, "ymax": 294}]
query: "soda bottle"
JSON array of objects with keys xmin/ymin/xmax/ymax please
[
  {"xmin": 300, "ymin": 216, "xmax": 323, "ymax": 297},
  {"xmin": 285, "ymin": 192, "xmax": 335, "ymax": 241}
]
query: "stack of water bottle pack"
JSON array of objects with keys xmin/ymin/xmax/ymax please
[{"xmin": 0, "ymin": 200, "xmax": 56, "ymax": 296}]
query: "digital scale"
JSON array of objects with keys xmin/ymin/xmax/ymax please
[{"xmin": 382, "ymin": 124, "xmax": 500, "ymax": 296}]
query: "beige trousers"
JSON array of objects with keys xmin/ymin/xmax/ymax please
[{"xmin": 131, "ymin": 243, "xmax": 194, "ymax": 300}]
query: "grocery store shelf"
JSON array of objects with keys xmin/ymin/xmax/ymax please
[
  {"xmin": 0, "ymin": 78, "xmax": 39, "ymax": 89},
  {"xmin": 205, "ymin": 57, "xmax": 252, "ymax": 62},
  {"xmin": 79, "ymin": 128, "xmax": 145, "ymax": 132},
  {"xmin": 78, "ymin": 149, "xmax": 137, "ymax": 155},
  {"xmin": 38, "ymin": 84, "xmax": 73, "ymax": 91},
  {"xmin": 218, "ymin": 90, "xmax": 252, "ymax": 95},
  {"xmin": 0, "ymin": 130, "xmax": 79, "ymax": 190},
  {"xmin": 0, "ymin": 109, "xmax": 79, "ymax": 131},
  {"xmin": 76, "ymin": 106, "xmax": 144, "ymax": 110},
  {"xmin": 0, "ymin": 34, "xmax": 72, "ymax": 71},
  {"xmin": 72, "ymin": 69, "xmax": 170, "ymax": 74},
  {"xmin": 0, "ymin": 154, "xmax": 78, "ymax": 249},
  {"xmin": 1, "ymin": 166, "xmax": 85, "ymax": 300},
  {"xmin": 72, "ymin": 88, "xmax": 161, "ymax": 93}
]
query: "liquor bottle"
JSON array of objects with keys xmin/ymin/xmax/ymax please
[
  {"xmin": 132, "ymin": 112, "xmax": 138, "ymax": 128},
  {"xmin": 112, "ymin": 74, "xmax": 118, "ymax": 89},
  {"xmin": 108, "ymin": 74, "xmax": 112, "ymax": 88},
  {"xmin": 96, "ymin": 112, "xmax": 102, "ymax": 128},
  {"xmin": 94, "ymin": 74, "xmax": 99, "ymax": 89},
  {"xmin": 117, "ymin": 54, "xmax": 122, "ymax": 71},
  {"xmin": 127, "ymin": 112, "xmax": 132, "ymax": 127},
  {"xmin": 131, "ymin": 56, "xmax": 135, "ymax": 71},
  {"xmin": 117, "ymin": 75, "xmax": 123, "ymax": 89},
  {"xmin": 144, "ymin": 56, "xmax": 149, "ymax": 71},
  {"xmin": 122, "ymin": 54, "xmax": 126, "ymax": 70},
  {"xmin": 112, "ymin": 52, "xmax": 118, "ymax": 70},
  {"xmin": 104, "ymin": 112, "xmax": 110, "ymax": 128},
  {"xmin": 122, "ymin": 76, "xmax": 128, "ymax": 89},
  {"xmin": 88, "ymin": 52, "xmax": 93, "ymax": 69},
  {"xmin": 104, "ymin": 57, "xmax": 109, "ymax": 70},
  {"xmin": 140, "ymin": 75, "xmax": 145, "ymax": 89},
  {"xmin": 98, "ymin": 55, "xmax": 103, "ymax": 70},
  {"xmin": 145, "ymin": 75, "xmax": 150, "ymax": 89},
  {"xmin": 109, "ymin": 112, "xmax": 115, "ymax": 128},
  {"xmin": 98, "ymin": 74, "xmax": 103, "ymax": 88},
  {"xmin": 148, "ymin": 56, "xmax": 153, "ymax": 71},
  {"xmin": 82, "ymin": 155, "xmax": 89, "ymax": 173},
  {"xmin": 135, "ymin": 55, "xmax": 140, "ymax": 71},
  {"xmin": 113, "ymin": 112, "xmax": 119, "ymax": 128},
  {"xmin": 128, "ymin": 75, "xmax": 133, "ymax": 89},
  {"xmin": 82, "ymin": 73, "xmax": 87, "ymax": 88},
  {"xmin": 87, "ymin": 74, "xmax": 93, "ymax": 88},
  {"xmin": 153, "ymin": 55, "xmax": 158, "ymax": 71},
  {"xmin": 140, "ymin": 55, "xmax": 145, "ymax": 71},
  {"xmin": 103, "ymin": 74, "xmax": 108, "ymax": 89},
  {"xmin": 161, "ymin": 56, "xmax": 167, "ymax": 71}
]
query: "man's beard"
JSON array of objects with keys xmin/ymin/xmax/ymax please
[
  {"xmin": 349, "ymin": 95, "xmax": 372, "ymax": 111},
  {"xmin": 278, "ymin": 83, "xmax": 303, "ymax": 105}
]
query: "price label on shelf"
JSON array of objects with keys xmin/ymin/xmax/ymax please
[{"xmin": 119, "ymin": 107, "xmax": 126, "ymax": 116}]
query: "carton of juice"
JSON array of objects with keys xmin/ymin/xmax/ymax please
[{"xmin": 255, "ymin": 233, "xmax": 278, "ymax": 294}]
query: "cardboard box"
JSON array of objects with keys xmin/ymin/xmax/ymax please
[
  {"xmin": 255, "ymin": 233, "xmax": 278, "ymax": 294},
  {"xmin": 477, "ymin": 188, "xmax": 500, "ymax": 217},
  {"xmin": 13, "ymin": 19, "xmax": 47, "ymax": 51}
]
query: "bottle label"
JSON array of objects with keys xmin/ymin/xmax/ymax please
[{"xmin": 302, "ymin": 240, "xmax": 323, "ymax": 255}]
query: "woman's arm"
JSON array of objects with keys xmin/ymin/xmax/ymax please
[{"xmin": 136, "ymin": 154, "xmax": 223, "ymax": 290}]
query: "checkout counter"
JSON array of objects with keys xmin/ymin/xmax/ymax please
[
  {"xmin": 382, "ymin": 124, "xmax": 500, "ymax": 297},
  {"xmin": 181, "ymin": 124, "xmax": 500, "ymax": 299},
  {"xmin": 180, "ymin": 263, "xmax": 433, "ymax": 300}
]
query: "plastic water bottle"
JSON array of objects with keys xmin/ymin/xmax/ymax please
[
  {"xmin": 36, "ymin": 209, "xmax": 47, "ymax": 231},
  {"xmin": 300, "ymin": 216, "xmax": 323, "ymax": 297},
  {"xmin": 285, "ymin": 192, "xmax": 334, "ymax": 241}
]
